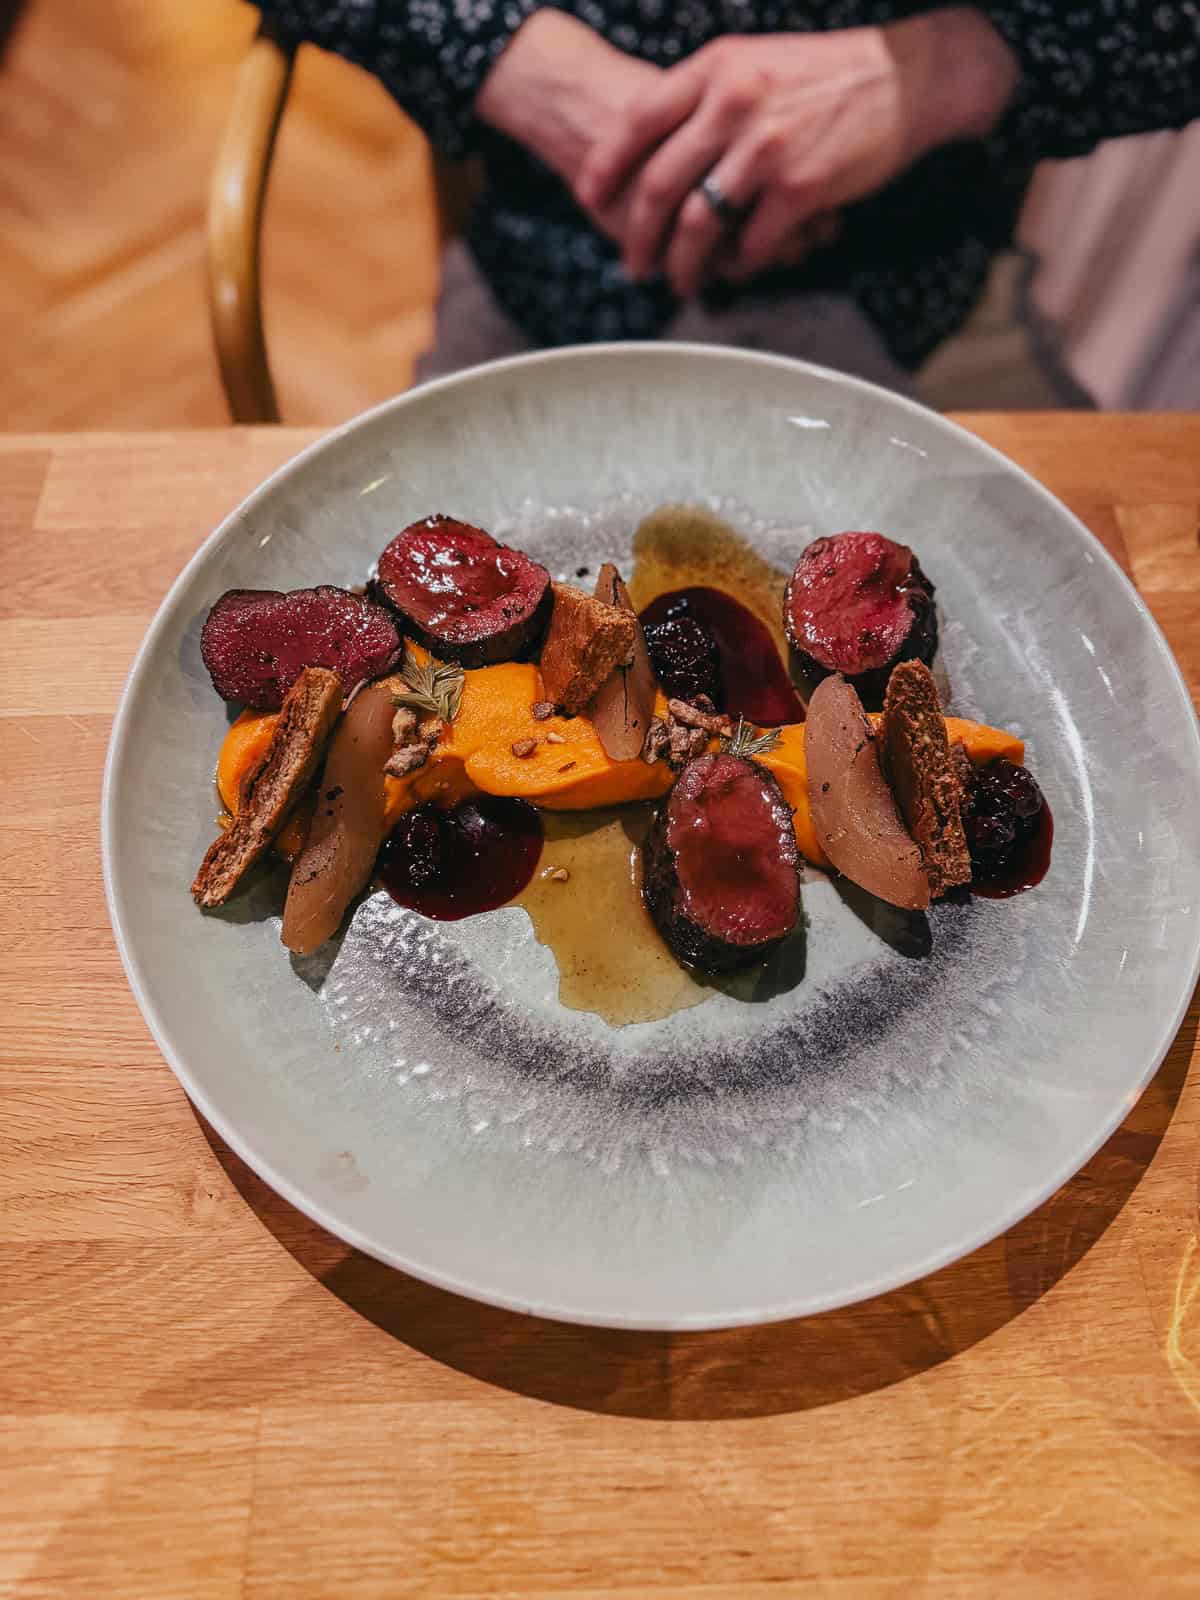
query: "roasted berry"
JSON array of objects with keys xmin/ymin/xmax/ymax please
[
  {"xmin": 963, "ymin": 758, "xmax": 1045, "ymax": 876},
  {"xmin": 644, "ymin": 617, "xmax": 722, "ymax": 707}
]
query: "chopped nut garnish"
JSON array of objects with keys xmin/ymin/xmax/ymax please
[
  {"xmin": 544, "ymin": 866, "xmax": 570, "ymax": 883},
  {"xmin": 385, "ymin": 744, "xmax": 429, "ymax": 778},
  {"xmin": 641, "ymin": 717, "xmax": 671, "ymax": 765},
  {"xmin": 392, "ymin": 706, "xmax": 418, "ymax": 745},
  {"xmin": 545, "ymin": 730, "xmax": 566, "ymax": 745},
  {"xmin": 530, "ymin": 701, "xmax": 554, "ymax": 721},
  {"xmin": 643, "ymin": 699, "xmax": 735, "ymax": 769},
  {"xmin": 419, "ymin": 714, "xmax": 444, "ymax": 747},
  {"xmin": 668, "ymin": 721, "xmax": 708, "ymax": 767},
  {"xmin": 511, "ymin": 737, "xmax": 538, "ymax": 758},
  {"xmin": 667, "ymin": 697, "xmax": 733, "ymax": 735}
]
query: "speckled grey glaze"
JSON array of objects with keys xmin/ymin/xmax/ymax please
[{"xmin": 103, "ymin": 345, "xmax": 1200, "ymax": 1329}]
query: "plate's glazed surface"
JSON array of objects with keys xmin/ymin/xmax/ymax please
[{"xmin": 103, "ymin": 345, "xmax": 1200, "ymax": 1329}]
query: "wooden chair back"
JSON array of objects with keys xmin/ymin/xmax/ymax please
[{"xmin": 207, "ymin": 29, "xmax": 476, "ymax": 423}]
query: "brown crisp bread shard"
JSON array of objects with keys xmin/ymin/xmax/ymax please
[
  {"xmin": 538, "ymin": 582, "xmax": 637, "ymax": 715},
  {"xmin": 880, "ymin": 660, "xmax": 971, "ymax": 898},
  {"xmin": 191, "ymin": 666, "xmax": 343, "ymax": 908}
]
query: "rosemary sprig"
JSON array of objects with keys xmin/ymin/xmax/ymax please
[
  {"xmin": 720, "ymin": 716, "xmax": 783, "ymax": 761},
  {"xmin": 391, "ymin": 646, "xmax": 464, "ymax": 722}
]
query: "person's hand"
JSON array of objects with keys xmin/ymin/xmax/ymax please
[
  {"xmin": 476, "ymin": 10, "xmax": 661, "ymax": 240},
  {"xmin": 706, "ymin": 210, "xmax": 843, "ymax": 285},
  {"xmin": 577, "ymin": 10, "xmax": 1019, "ymax": 297}
]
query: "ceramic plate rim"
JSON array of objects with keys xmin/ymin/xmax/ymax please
[{"xmin": 102, "ymin": 343, "xmax": 1200, "ymax": 1329}]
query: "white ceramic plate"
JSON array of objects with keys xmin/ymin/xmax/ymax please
[{"xmin": 103, "ymin": 345, "xmax": 1200, "ymax": 1329}]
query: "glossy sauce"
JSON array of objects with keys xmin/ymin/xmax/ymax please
[
  {"xmin": 515, "ymin": 806, "xmax": 709, "ymax": 1025},
  {"xmin": 629, "ymin": 504, "xmax": 805, "ymax": 726},
  {"xmin": 641, "ymin": 586, "xmax": 806, "ymax": 726},
  {"xmin": 378, "ymin": 796, "xmax": 543, "ymax": 919},
  {"xmin": 972, "ymin": 801, "xmax": 1054, "ymax": 899}
]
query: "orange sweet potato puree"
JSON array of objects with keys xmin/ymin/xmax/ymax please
[
  {"xmin": 216, "ymin": 710, "xmax": 275, "ymax": 813},
  {"xmin": 463, "ymin": 684, "xmax": 674, "ymax": 810},
  {"xmin": 760, "ymin": 715, "xmax": 1025, "ymax": 871},
  {"xmin": 215, "ymin": 660, "xmax": 1025, "ymax": 870},
  {"xmin": 864, "ymin": 712, "xmax": 1023, "ymax": 766},
  {"xmin": 215, "ymin": 709, "xmax": 309, "ymax": 860},
  {"xmin": 757, "ymin": 724, "xmax": 828, "ymax": 869},
  {"xmin": 938, "ymin": 717, "xmax": 1024, "ymax": 766}
]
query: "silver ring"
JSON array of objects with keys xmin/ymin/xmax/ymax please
[{"xmin": 697, "ymin": 173, "xmax": 750, "ymax": 227}]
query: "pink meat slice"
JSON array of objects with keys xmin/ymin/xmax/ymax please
[
  {"xmin": 200, "ymin": 585, "xmax": 401, "ymax": 710},
  {"xmin": 642, "ymin": 752, "xmax": 800, "ymax": 972},
  {"xmin": 784, "ymin": 532, "xmax": 937, "ymax": 696},
  {"xmin": 374, "ymin": 515, "xmax": 552, "ymax": 667}
]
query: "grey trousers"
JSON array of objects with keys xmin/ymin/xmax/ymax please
[{"xmin": 415, "ymin": 241, "xmax": 915, "ymax": 395}]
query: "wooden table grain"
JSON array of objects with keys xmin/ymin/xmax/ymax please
[{"xmin": 2, "ymin": 419, "xmax": 1198, "ymax": 1599}]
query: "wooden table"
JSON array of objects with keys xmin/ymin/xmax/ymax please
[{"xmin": 3, "ymin": 420, "xmax": 1198, "ymax": 1599}]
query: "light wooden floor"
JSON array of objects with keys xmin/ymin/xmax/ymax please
[
  {"xmin": 0, "ymin": 0, "xmax": 1060, "ymax": 430},
  {"xmin": 0, "ymin": 0, "xmax": 440, "ymax": 429}
]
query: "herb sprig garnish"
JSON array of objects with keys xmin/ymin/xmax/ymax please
[
  {"xmin": 720, "ymin": 716, "xmax": 783, "ymax": 761},
  {"xmin": 391, "ymin": 646, "xmax": 464, "ymax": 722}
]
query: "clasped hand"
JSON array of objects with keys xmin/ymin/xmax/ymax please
[
  {"xmin": 579, "ymin": 29, "xmax": 913, "ymax": 296},
  {"xmin": 477, "ymin": 10, "xmax": 1017, "ymax": 300}
]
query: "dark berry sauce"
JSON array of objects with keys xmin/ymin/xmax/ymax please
[
  {"xmin": 378, "ymin": 796, "xmax": 543, "ymax": 920},
  {"xmin": 971, "ymin": 803, "xmax": 1053, "ymax": 898},
  {"xmin": 964, "ymin": 757, "xmax": 1053, "ymax": 898},
  {"xmin": 639, "ymin": 586, "xmax": 806, "ymax": 726}
]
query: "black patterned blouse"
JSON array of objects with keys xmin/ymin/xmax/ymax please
[{"xmin": 256, "ymin": 0, "xmax": 1200, "ymax": 367}]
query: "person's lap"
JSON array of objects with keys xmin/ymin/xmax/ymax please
[{"xmin": 415, "ymin": 241, "xmax": 915, "ymax": 395}]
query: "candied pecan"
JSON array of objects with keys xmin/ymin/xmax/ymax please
[
  {"xmin": 384, "ymin": 744, "xmax": 429, "ymax": 778},
  {"xmin": 667, "ymin": 697, "xmax": 733, "ymax": 735},
  {"xmin": 641, "ymin": 717, "xmax": 671, "ymax": 765}
]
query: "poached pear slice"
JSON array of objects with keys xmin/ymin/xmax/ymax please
[
  {"xmin": 585, "ymin": 563, "xmax": 658, "ymax": 762},
  {"xmin": 805, "ymin": 673, "xmax": 930, "ymax": 911}
]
